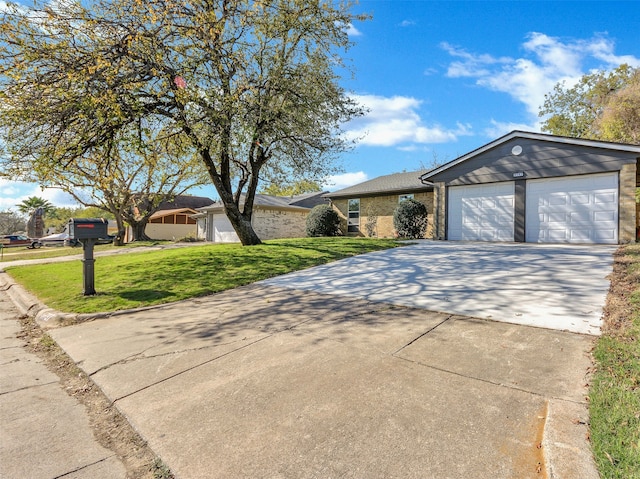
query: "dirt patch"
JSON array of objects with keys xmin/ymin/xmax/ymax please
[
  {"xmin": 600, "ymin": 247, "xmax": 637, "ymax": 336},
  {"xmin": 17, "ymin": 314, "xmax": 174, "ymax": 479}
]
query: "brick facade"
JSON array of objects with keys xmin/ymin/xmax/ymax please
[
  {"xmin": 433, "ymin": 182, "xmax": 446, "ymax": 240},
  {"xmin": 253, "ymin": 208, "xmax": 308, "ymax": 240},
  {"xmin": 331, "ymin": 191, "xmax": 434, "ymax": 238},
  {"xmin": 619, "ymin": 162, "xmax": 637, "ymax": 243}
]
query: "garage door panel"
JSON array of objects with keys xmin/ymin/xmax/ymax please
[
  {"xmin": 595, "ymin": 192, "xmax": 616, "ymax": 204},
  {"xmin": 571, "ymin": 194, "xmax": 590, "ymax": 205},
  {"xmin": 448, "ymin": 182, "xmax": 515, "ymax": 241},
  {"xmin": 548, "ymin": 229, "xmax": 570, "ymax": 241},
  {"xmin": 594, "ymin": 211, "xmax": 616, "ymax": 222},
  {"xmin": 548, "ymin": 195, "xmax": 568, "ymax": 206},
  {"xmin": 526, "ymin": 173, "xmax": 618, "ymax": 244}
]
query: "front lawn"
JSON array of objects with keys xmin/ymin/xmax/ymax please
[
  {"xmin": 590, "ymin": 244, "xmax": 640, "ymax": 479},
  {"xmin": 5, "ymin": 237, "xmax": 400, "ymax": 314}
]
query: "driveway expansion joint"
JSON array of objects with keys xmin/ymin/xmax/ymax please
[
  {"xmin": 393, "ymin": 354, "xmax": 565, "ymax": 400},
  {"xmin": 110, "ymin": 335, "xmax": 273, "ymax": 404},
  {"xmin": 392, "ymin": 314, "xmax": 454, "ymax": 355}
]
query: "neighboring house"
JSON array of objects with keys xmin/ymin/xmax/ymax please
[
  {"xmin": 127, "ymin": 195, "xmax": 214, "ymax": 241},
  {"xmin": 146, "ymin": 208, "xmax": 199, "ymax": 240},
  {"xmin": 324, "ymin": 171, "xmax": 434, "ymax": 238},
  {"xmin": 193, "ymin": 192, "xmax": 328, "ymax": 243},
  {"xmin": 420, "ymin": 130, "xmax": 640, "ymax": 244}
]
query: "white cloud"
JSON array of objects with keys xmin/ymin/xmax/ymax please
[
  {"xmin": 442, "ymin": 33, "xmax": 640, "ymax": 119},
  {"xmin": 345, "ymin": 94, "xmax": 473, "ymax": 147},
  {"xmin": 323, "ymin": 172, "xmax": 368, "ymax": 190},
  {"xmin": 345, "ymin": 23, "xmax": 362, "ymax": 37},
  {"xmin": 399, "ymin": 20, "xmax": 416, "ymax": 27},
  {"xmin": 0, "ymin": 179, "xmax": 79, "ymax": 211}
]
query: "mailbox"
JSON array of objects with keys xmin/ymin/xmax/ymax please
[
  {"xmin": 68, "ymin": 218, "xmax": 108, "ymax": 240},
  {"xmin": 68, "ymin": 218, "xmax": 108, "ymax": 296}
]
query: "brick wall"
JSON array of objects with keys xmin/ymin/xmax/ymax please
[
  {"xmin": 331, "ymin": 191, "xmax": 434, "ymax": 238},
  {"xmin": 253, "ymin": 208, "xmax": 308, "ymax": 240},
  {"xmin": 433, "ymin": 182, "xmax": 446, "ymax": 240},
  {"xmin": 619, "ymin": 163, "xmax": 637, "ymax": 243}
]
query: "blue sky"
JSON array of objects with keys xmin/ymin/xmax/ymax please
[{"xmin": 1, "ymin": 0, "xmax": 640, "ymax": 209}]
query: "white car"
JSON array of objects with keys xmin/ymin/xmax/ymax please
[{"xmin": 37, "ymin": 232, "xmax": 79, "ymax": 247}]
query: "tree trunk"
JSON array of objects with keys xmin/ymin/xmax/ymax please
[
  {"xmin": 113, "ymin": 228, "xmax": 126, "ymax": 246},
  {"xmin": 112, "ymin": 214, "xmax": 126, "ymax": 246},
  {"xmin": 224, "ymin": 203, "xmax": 262, "ymax": 246},
  {"xmin": 130, "ymin": 221, "xmax": 152, "ymax": 242}
]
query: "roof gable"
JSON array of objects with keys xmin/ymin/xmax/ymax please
[
  {"xmin": 150, "ymin": 208, "xmax": 198, "ymax": 219},
  {"xmin": 421, "ymin": 131, "xmax": 640, "ymax": 183}
]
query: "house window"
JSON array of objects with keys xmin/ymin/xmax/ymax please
[
  {"xmin": 399, "ymin": 194, "xmax": 414, "ymax": 203},
  {"xmin": 348, "ymin": 198, "xmax": 360, "ymax": 233}
]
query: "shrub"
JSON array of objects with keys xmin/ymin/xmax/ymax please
[
  {"xmin": 393, "ymin": 199, "xmax": 428, "ymax": 239},
  {"xmin": 306, "ymin": 204, "xmax": 341, "ymax": 237}
]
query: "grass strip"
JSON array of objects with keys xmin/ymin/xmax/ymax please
[
  {"xmin": 590, "ymin": 244, "xmax": 640, "ymax": 479},
  {"xmin": 0, "ymin": 240, "xmax": 172, "ymax": 263},
  {"xmin": 5, "ymin": 237, "xmax": 400, "ymax": 314}
]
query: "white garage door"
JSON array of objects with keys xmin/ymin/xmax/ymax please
[
  {"xmin": 526, "ymin": 173, "xmax": 618, "ymax": 244},
  {"xmin": 212, "ymin": 214, "xmax": 240, "ymax": 243},
  {"xmin": 448, "ymin": 182, "xmax": 515, "ymax": 241}
]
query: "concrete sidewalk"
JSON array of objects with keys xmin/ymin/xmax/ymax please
[
  {"xmin": 24, "ymin": 282, "xmax": 598, "ymax": 479},
  {"xmin": 0, "ymin": 287, "xmax": 126, "ymax": 479}
]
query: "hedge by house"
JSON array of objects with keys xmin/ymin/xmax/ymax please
[
  {"xmin": 306, "ymin": 204, "xmax": 341, "ymax": 237},
  {"xmin": 393, "ymin": 199, "xmax": 428, "ymax": 239}
]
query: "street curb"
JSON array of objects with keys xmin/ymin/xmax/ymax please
[
  {"xmin": 0, "ymin": 271, "xmax": 79, "ymax": 329},
  {"xmin": 0, "ymin": 270, "xmax": 199, "ymax": 329}
]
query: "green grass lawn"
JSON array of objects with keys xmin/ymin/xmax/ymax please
[
  {"xmin": 590, "ymin": 244, "xmax": 640, "ymax": 479},
  {"xmin": 5, "ymin": 237, "xmax": 400, "ymax": 314}
]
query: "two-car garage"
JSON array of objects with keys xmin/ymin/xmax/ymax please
[
  {"xmin": 423, "ymin": 131, "xmax": 640, "ymax": 245},
  {"xmin": 447, "ymin": 172, "xmax": 619, "ymax": 244}
]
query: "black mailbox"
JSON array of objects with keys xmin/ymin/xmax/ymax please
[
  {"xmin": 68, "ymin": 218, "xmax": 108, "ymax": 296},
  {"xmin": 69, "ymin": 218, "xmax": 108, "ymax": 240}
]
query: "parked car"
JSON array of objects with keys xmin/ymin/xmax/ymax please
[
  {"xmin": 0, "ymin": 235, "xmax": 41, "ymax": 249},
  {"xmin": 37, "ymin": 232, "xmax": 78, "ymax": 247},
  {"xmin": 38, "ymin": 232, "xmax": 115, "ymax": 247}
]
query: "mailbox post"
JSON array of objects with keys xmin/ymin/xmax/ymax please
[{"xmin": 69, "ymin": 218, "xmax": 108, "ymax": 296}]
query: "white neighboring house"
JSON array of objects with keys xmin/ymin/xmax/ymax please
[{"xmin": 193, "ymin": 192, "xmax": 328, "ymax": 243}]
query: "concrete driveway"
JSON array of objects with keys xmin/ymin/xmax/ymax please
[
  {"xmin": 14, "ymin": 241, "xmax": 611, "ymax": 478},
  {"xmin": 262, "ymin": 241, "xmax": 615, "ymax": 335}
]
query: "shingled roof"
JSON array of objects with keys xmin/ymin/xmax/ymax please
[
  {"xmin": 324, "ymin": 170, "xmax": 433, "ymax": 199},
  {"xmin": 158, "ymin": 195, "xmax": 215, "ymax": 211},
  {"xmin": 195, "ymin": 191, "xmax": 328, "ymax": 213}
]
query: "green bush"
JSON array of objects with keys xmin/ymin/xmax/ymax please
[
  {"xmin": 393, "ymin": 199, "xmax": 428, "ymax": 239},
  {"xmin": 306, "ymin": 204, "xmax": 341, "ymax": 237}
]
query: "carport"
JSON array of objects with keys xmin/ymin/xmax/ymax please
[{"xmin": 421, "ymin": 131, "xmax": 640, "ymax": 244}]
